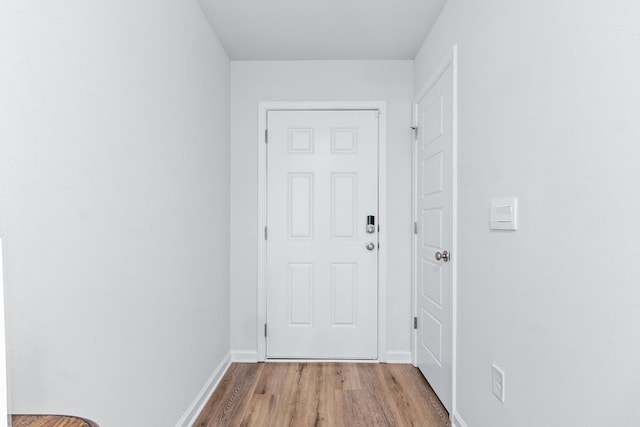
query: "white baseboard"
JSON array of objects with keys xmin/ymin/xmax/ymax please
[
  {"xmin": 265, "ymin": 358, "xmax": 378, "ymax": 363},
  {"xmin": 452, "ymin": 411, "xmax": 468, "ymax": 427},
  {"xmin": 175, "ymin": 353, "xmax": 231, "ymax": 427},
  {"xmin": 230, "ymin": 350, "xmax": 409, "ymax": 364},
  {"xmin": 385, "ymin": 351, "xmax": 412, "ymax": 364},
  {"xmin": 231, "ymin": 350, "xmax": 259, "ymax": 363}
]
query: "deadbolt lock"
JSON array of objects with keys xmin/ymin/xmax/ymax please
[{"xmin": 366, "ymin": 215, "xmax": 375, "ymax": 233}]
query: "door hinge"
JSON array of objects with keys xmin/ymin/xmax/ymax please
[
  {"xmin": 264, "ymin": 323, "xmax": 268, "ymax": 337},
  {"xmin": 264, "ymin": 226, "xmax": 268, "ymax": 240},
  {"xmin": 411, "ymin": 126, "xmax": 418, "ymax": 140},
  {"xmin": 414, "ymin": 221, "xmax": 418, "ymax": 235},
  {"xmin": 414, "ymin": 317, "xmax": 418, "ymax": 330},
  {"xmin": 265, "ymin": 129, "xmax": 268, "ymax": 143},
  {"xmin": 375, "ymin": 110, "xmax": 380, "ymax": 118}
]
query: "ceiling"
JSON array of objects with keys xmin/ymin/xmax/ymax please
[{"xmin": 198, "ymin": 0, "xmax": 448, "ymax": 60}]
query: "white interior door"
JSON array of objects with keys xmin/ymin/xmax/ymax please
[
  {"xmin": 266, "ymin": 110, "xmax": 379, "ymax": 359},
  {"xmin": 415, "ymin": 63, "xmax": 453, "ymax": 411}
]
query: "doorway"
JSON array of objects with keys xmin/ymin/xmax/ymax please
[{"xmin": 257, "ymin": 102, "xmax": 388, "ymax": 361}]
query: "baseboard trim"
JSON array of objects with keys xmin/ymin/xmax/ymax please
[
  {"xmin": 231, "ymin": 351, "xmax": 408, "ymax": 363},
  {"xmin": 385, "ymin": 351, "xmax": 412, "ymax": 364},
  {"xmin": 231, "ymin": 350, "xmax": 259, "ymax": 363},
  {"xmin": 175, "ymin": 353, "xmax": 231, "ymax": 427},
  {"xmin": 452, "ymin": 411, "xmax": 468, "ymax": 427},
  {"xmin": 265, "ymin": 358, "xmax": 378, "ymax": 363}
]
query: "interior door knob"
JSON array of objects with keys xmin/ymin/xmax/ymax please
[
  {"xmin": 435, "ymin": 250, "xmax": 450, "ymax": 262},
  {"xmin": 366, "ymin": 242, "xmax": 376, "ymax": 251}
]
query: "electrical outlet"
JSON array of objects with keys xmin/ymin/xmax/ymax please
[{"xmin": 492, "ymin": 364, "xmax": 505, "ymax": 403}]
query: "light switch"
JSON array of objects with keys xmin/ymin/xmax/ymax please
[{"xmin": 490, "ymin": 198, "xmax": 518, "ymax": 230}]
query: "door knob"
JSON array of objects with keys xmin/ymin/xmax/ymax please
[
  {"xmin": 366, "ymin": 242, "xmax": 376, "ymax": 251},
  {"xmin": 435, "ymin": 250, "xmax": 450, "ymax": 262}
]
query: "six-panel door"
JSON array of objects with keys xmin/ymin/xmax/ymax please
[{"xmin": 266, "ymin": 110, "xmax": 379, "ymax": 359}]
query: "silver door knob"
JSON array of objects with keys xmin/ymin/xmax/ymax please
[
  {"xmin": 435, "ymin": 250, "xmax": 450, "ymax": 262},
  {"xmin": 366, "ymin": 242, "xmax": 376, "ymax": 251}
]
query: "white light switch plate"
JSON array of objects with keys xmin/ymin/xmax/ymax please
[
  {"xmin": 492, "ymin": 364, "xmax": 506, "ymax": 403},
  {"xmin": 490, "ymin": 198, "xmax": 518, "ymax": 230}
]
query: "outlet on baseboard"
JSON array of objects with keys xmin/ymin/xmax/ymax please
[{"xmin": 492, "ymin": 364, "xmax": 505, "ymax": 403}]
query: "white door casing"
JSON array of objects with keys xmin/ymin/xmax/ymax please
[
  {"xmin": 257, "ymin": 101, "xmax": 388, "ymax": 363},
  {"xmin": 265, "ymin": 110, "xmax": 379, "ymax": 359},
  {"xmin": 413, "ymin": 53, "xmax": 456, "ymax": 412}
]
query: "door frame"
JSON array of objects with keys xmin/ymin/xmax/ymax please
[
  {"xmin": 411, "ymin": 45, "xmax": 458, "ymax": 417},
  {"xmin": 257, "ymin": 101, "xmax": 388, "ymax": 362}
]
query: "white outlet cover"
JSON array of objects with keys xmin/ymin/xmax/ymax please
[{"xmin": 492, "ymin": 364, "xmax": 506, "ymax": 403}]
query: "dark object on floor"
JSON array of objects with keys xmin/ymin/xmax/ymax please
[{"xmin": 11, "ymin": 414, "xmax": 99, "ymax": 427}]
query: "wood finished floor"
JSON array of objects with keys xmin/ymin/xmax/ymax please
[{"xmin": 193, "ymin": 363, "xmax": 450, "ymax": 427}]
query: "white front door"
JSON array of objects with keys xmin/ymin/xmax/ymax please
[
  {"xmin": 415, "ymin": 62, "xmax": 454, "ymax": 411},
  {"xmin": 266, "ymin": 110, "xmax": 379, "ymax": 359}
]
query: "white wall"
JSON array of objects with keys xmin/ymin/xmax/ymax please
[
  {"xmin": 0, "ymin": 1, "xmax": 230, "ymax": 425},
  {"xmin": 230, "ymin": 61, "xmax": 414, "ymax": 358},
  {"xmin": 414, "ymin": 1, "xmax": 640, "ymax": 425}
]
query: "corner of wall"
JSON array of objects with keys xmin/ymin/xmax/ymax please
[
  {"xmin": 385, "ymin": 351, "xmax": 412, "ymax": 364},
  {"xmin": 230, "ymin": 351, "xmax": 259, "ymax": 363},
  {"xmin": 452, "ymin": 411, "xmax": 468, "ymax": 427},
  {"xmin": 175, "ymin": 353, "xmax": 231, "ymax": 427}
]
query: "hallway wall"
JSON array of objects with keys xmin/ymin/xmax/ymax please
[
  {"xmin": 414, "ymin": 0, "xmax": 640, "ymax": 425},
  {"xmin": 229, "ymin": 60, "xmax": 414, "ymax": 359},
  {"xmin": 0, "ymin": 1, "xmax": 230, "ymax": 425}
]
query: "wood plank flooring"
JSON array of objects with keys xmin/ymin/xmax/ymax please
[{"xmin": 194, "ymin": 363, "xmax": 450, "ymax": 427}]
